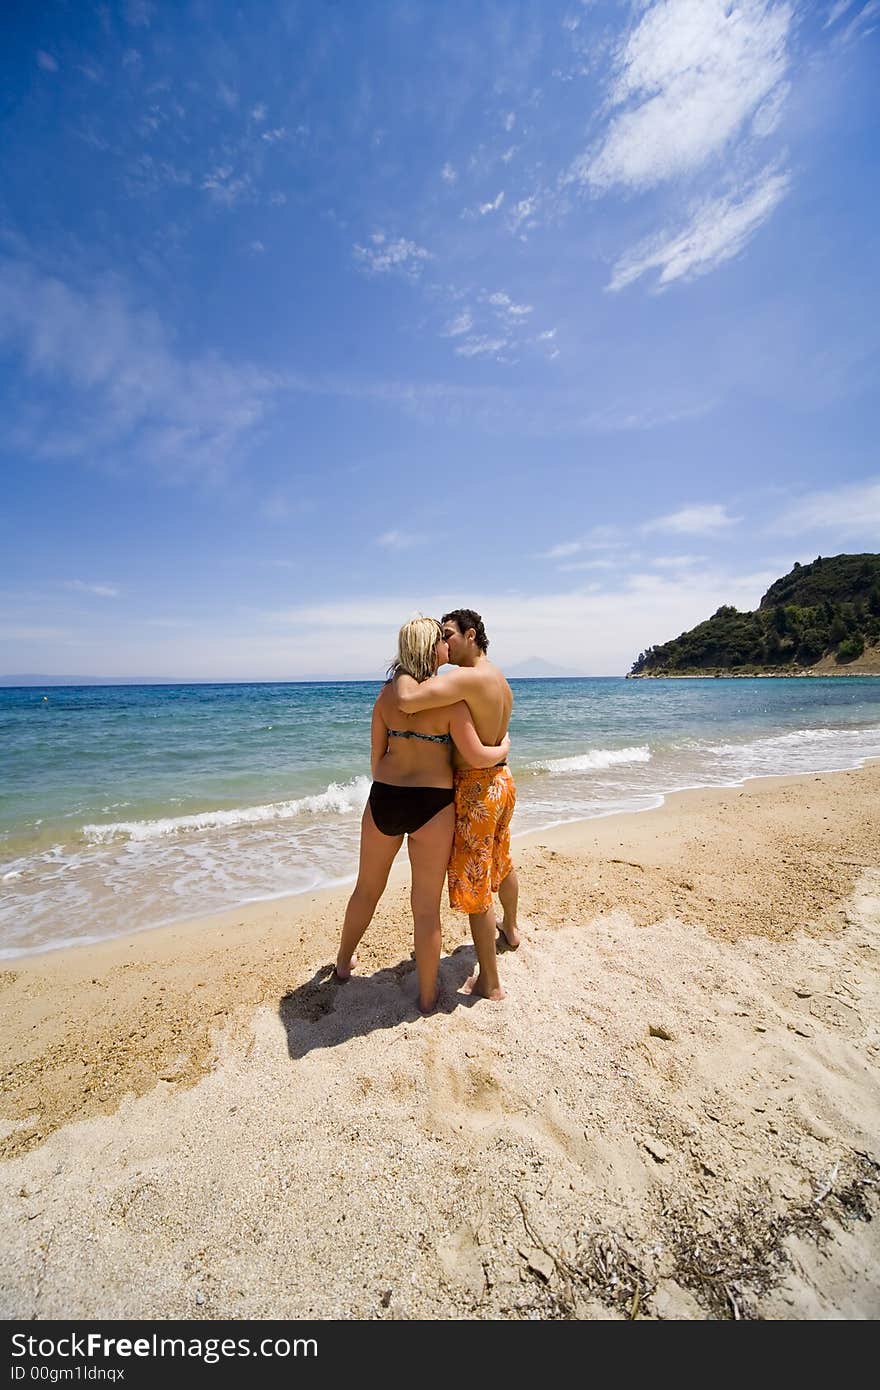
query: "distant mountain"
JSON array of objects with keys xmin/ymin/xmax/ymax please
[
  {"xmin": 629, "ymin": 554, "xmax": 880, "ymax": 677},
  {"xmin": 506, "ymin": 657, "xmax": 587, "ymax": 679}
]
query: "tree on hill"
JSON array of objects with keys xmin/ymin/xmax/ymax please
[{"xmin": 630, "ymin": 553, "xmax": 880, "ymax": 675}]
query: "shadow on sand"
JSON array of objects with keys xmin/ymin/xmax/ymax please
[{"xmin": 278, "ymin": 943, "xmax": 482, "ymax": 1060}]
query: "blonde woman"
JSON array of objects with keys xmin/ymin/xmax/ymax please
[{"xmin": 335, "ymin": 616, "xmax": 509, "ymax": 1013}]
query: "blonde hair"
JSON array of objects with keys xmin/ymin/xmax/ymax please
[{"xmin": 387, "ymin": 615, "xmax": 444, "ymax": 684}]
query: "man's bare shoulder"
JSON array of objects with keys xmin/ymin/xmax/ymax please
[{"xmin": 483, "ymin": 660, "xmax": 511, "ymax": 690}]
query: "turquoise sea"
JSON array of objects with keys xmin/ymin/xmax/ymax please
[{"xmin": 2, "ymin": 676, "xmax": 880, "ymax": 958}]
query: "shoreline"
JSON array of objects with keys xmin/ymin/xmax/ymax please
[
  {"xmin": 628, "ymin": 670, "xmax": 880, "ymax": 679},
  {"xmin": 5, "ymin": 751, "xmax": 880, "ymax": 966},
  {"xmin": 1, "ymin": 761, "xmax": 878, "ymax": 1318}
]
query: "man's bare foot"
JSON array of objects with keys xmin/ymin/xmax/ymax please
[
  {"xmin": 460, "ymin": 970, "xmax": 505, "ymax": 1001},
  {"xmin": 418, "ymin": 989, "xmax": 440, "ymax": 1015},
  {"xmin": 334, "ymin": 952, "xmax": 357, "ymax": 981},
  {"xmin": 497, "ymin": 918, "xmax": 520, "ymax": 950}
]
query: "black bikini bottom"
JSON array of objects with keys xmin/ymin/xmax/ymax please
[{"xmin": 368, "ymin": 782, "xmax": 455, "ymax": 837}]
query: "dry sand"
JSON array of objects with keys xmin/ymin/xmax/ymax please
[{"xmin": 1, "ymin": 762, "xmax": 879, "ymax": 1320}]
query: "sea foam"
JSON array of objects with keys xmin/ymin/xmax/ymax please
[
  {"xmin": 532, "ymin": 745, "xmax": 651, "ymax": 774},
  {"xmin": 82, "ymin": 775, "xmax": 372, "ymax": 844}
]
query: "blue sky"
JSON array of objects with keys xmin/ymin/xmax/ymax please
[{"xmin": 1, "ymin": 0, "xmax": 878, "ymax": 679}]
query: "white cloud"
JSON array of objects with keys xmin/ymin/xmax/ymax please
[
  {"xmin": 608, "ymin": 167, "xmax": 791, "ymax": 291},
  {"xmin": 353, "ymin": 234, "xmax": 432, "ymax": 277},
  {"xmin": 501, "ymin": 146, "xmax": 517, "ymax": 164},
  {"xmin": 825, "ymin": 0, "xmax": 854, "ymax": 22},
  {"xmin": 771, "ymin": 478, "xmax": 880, "ymax": 536},
  {"xmin": 574, "ymin": 0, "xmax": 793, "ymax": 192},
  {"xmin": 442, "ymin": 311, "xmax": 474, "ymax": 337},
  {"xmin": 36, "ymin": 51, "xmax": 59, "ymax": 72},
  {"xmin": 537, "ymin": 329, "xmax": 557, "ymax": 341},
  {"xmin": 503, "ymin": 111, "xmax": 516, "ymax": 131},
  {"xmin": 225, "ymin": 567, "xmax": 779, "ymax": 676},
  {"xmin": 441, "ymin": 162, "xmax": 457, "ymax": 183},
  {"xmin": 477, "ymin": 191, "xmax": 505, "ymax": 216},
  {"xmin": 65, "ymin": 580, "xmax": 120, "ymax": 598},
  {"xmin": 261, "ymin": 127, "xmax": 286, "ymax": 144},
  {"xmin": 377, "ymin": 530, "xmax": 422, "ymax": 550},
  {"xmin": 251, "ymin": 103, "xmax": 267, "ymax": 122},
  {"xmin": 643, "ymin": 504, "xmax": 741, "ymax": 535}
]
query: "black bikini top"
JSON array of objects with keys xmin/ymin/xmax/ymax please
[{"xmin": 387, "ymin": 729, "xmax": 452, "ymax": 746}]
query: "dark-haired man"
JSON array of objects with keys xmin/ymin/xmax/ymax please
[{"xmin": 396, "ymin": 608, "xmax": 519, "ymax": 1001}]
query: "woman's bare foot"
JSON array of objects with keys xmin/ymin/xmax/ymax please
[
  {"xmin": 497, "ymin": 918, "xmax": 520, "ymax": 950},
  {"xmin": 460, "ymin": 970, "xmax": 505, "ymax": 1001},
  {"xmin": 334, "ymin": 952, "xmax": 357, "ymax": 981}
]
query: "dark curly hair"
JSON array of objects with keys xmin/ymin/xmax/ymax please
[{"xmin": 442, "ymin": 608, "xmax": 489, "ymax": 653}]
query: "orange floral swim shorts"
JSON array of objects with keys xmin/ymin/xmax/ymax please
[{"xmin": 447, "ymin": 764, "xmax": 516, "ymax": 914}]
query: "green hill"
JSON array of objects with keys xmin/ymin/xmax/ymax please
[{"xmin": 629, "ymin": 553, "xmax": 880, "ymax": 677}]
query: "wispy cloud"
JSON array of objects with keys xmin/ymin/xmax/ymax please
[
  {"xmin": 825, "ymin": 0, "xmax": 855, "ymax": 23},
  {"xmin": 538, "ymin": 541, "xmax": 583, "ymax": 560},
  {"xmin": 201, "ymin": 166, "xmax": 252, "ymax": 206},
  {"xmin": 125, "ymin": 0, "xmax": 154, "ymax": 26},
  {"xmin": 609, "ymin": 168, "xmax": 791, "ymax": 291},
  {"xmin": 454, "ymin": 335, "xmax": 509, "ymax": 359},
  {"xmin": 642, "ymin": 504, "xmax": 741, "ymax": 535},
  {"xmin": 508, "ymin": 195, "xmax": 538, "ymax": 236},
  {"xmin": 557, "ymin": 558, "xmax": 621, "ymax": 573},
  {"xmin": 487, "ymin": 291, "xmax": 532, "ymax": 317},
  {"xmin": 651, "ymin": 554, "xmax": 708, "ymax": 569},
  {"xmin": 353, "ymin": 234, "xmax": 432, "ymax": 277},
  {"xmin": 536, "ymin": 527, "xmax": 631, "ymax": 562},
  {"xmin": 771, "ymin": 478, "xmax": 880, "ymax": 535},
  {"xmin": 65, "ymin": 580, "xmax": 121, "ymax": 598},
  {"xmin": 442, "ymin": 311, "xmax": 474, "ymax": 337},
  {"xmin": 376, "ymin": 530, "xmax": 422, "ymax": 550},
  {"xmin": 441, "ymin": 162, "xmax": 457, "ymax": 184},
  {"xmin": 0, "ymin": 256, "xmax": 279, "ymax": 481},
  {"xmin": 572, "ymin": 0, "xmax": 793, "ymax": 193},
  {"xmin": 840, "ymin": 0, "xmax": 880, "ymax": 41},
  {"xmin": 465, "ymin": 191, "xmax": 505, "ymax": 218},
  {"xmin": 36, "ymin": 51, "xmax": 59, "ymax": 73}
]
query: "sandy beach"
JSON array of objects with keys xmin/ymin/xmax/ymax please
[{"xmin": 1, "ymin": 761, "xmax": 879, "ymax": 1320}]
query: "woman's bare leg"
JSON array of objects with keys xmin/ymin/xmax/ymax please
[
  {"xmin": 406, "ymin": 803, "xmax": 454, "ymax": 1012},
  {"xmin": 336, "ymin": 805, "xmax": 403, "ymax": 978}
]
